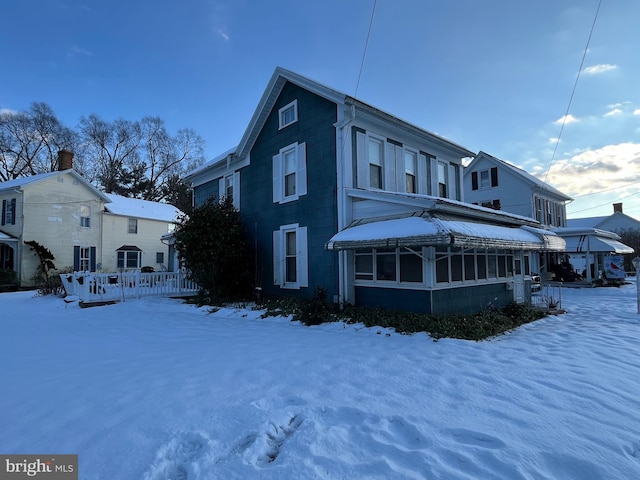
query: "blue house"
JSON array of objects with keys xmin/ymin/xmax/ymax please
[{"xmin": 185, "ymin": 68, "xmax": 564, "ymax": 314}]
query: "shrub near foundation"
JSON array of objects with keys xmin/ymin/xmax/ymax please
[{"xmin": 260, "ymin": 293, "xmax": 546, "ymax": 341}]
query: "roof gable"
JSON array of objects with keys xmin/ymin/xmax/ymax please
[{"xmin": 466, "ymin": 151, "xmax": 572, "ymax": 201}]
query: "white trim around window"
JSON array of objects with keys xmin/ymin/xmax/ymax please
[
  {"xmin": 278, "ymin": 100, "xmax": 298, "ymax": 129},
  {"xmin": 273, "ymin": 223, "xmax": 308, "ymax": 289},
  {"xmin": 218, "ymin": 171, "xmax": 241, "ymax": 210},
  {"xmin": 272, "ymin": 142, "xmax": 307, "ymax": 204}
]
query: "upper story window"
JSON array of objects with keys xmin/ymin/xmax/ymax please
[
  {"xmin": 128, "ymin": 218, "xmax": 138, "ymax": 234},
  {"xmin": 369, "ymin": 138, "xmax": 384, "ymax": 189},
  {"xmin": 273, "ymin": 142, "xmax": 307, "ymax": 204},
  {"xmin": 404, "ymin": 150, "xmax": 417, "ymax": 194},
  {"xmin": 218, "ymin": 172, "xmax": 241, "ymax": 210},
  {"xmin": 438, "ymin": 162, "xmax": 448, "ymax": 197},
  {"xmin": 80, "ymin": 204, "xmax": 91, "ymax": 228},
  {"xmin": 278, "ymin": 100, "xmax": 298, "ymax": 129},
  {"xmin": 1, "ymin": 198, "xmax": 16, "ymax": 226},
  {"xmin": 471, "ymin": 167, "xmax": 498, "ymax": 190}
]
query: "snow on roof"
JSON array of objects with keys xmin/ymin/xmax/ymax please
[
  {"xmin": 566, "ymin": 216, "xmax": 608, "ymax": 229},
  {"xmin": 326, "ymin": 216, "xmax": 564, "ymax": 251},
  {"xmin": 185, "ymin": 146, "xmax": 237, "ymax": 180},
  {"xmin": 0, "ymin": 171, "xmax": 63, "ymax": 191},
  {"xmin": 104, "ymin": 194, "xmax": 183, "ymax": 222}
]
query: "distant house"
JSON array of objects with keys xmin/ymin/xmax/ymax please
[
  {"xmin": 462, "ymin": 152, "xmax": 634, "ymax": 282},
  {"xmin": 562, "ymin": 203, "xmax": 638, "ymax": 280},
  {"xmin": 0, "ymin": 151, "xmax": 183, "ymax": 287},
  {"xmin": 463, "ymin": 151, "xmax": 573, "ymax": 228},
  {"xmin": 184, "ymin": 67, "xmax": 565, "ymax": 314},
  {"xmin": 567, "ymin": 203, "xmax": 640, "ymax": 233}
]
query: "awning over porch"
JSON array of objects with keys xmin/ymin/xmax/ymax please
[
  {"xmin": 325, "ymin": 217, "xmax": 565, "ymax": 251},
  {"xmin": 562, "ymin": 235, "xmax": 634, "ymax": 254}
]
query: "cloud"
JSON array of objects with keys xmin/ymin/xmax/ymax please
[
  {"xmin": 583, "ymin": 64, "xmax": 618, "ymax": 75},
  {"xmin": 548, "ymin": 137, "xmax": 560, "ymax": 144},
  {"xmin": 634, "ymin": 109, "xmax": 640, "ymax": 116},
  {"xmin": 539, "ymin": 143, "xmax": 640, "ymax": 197},
  {"xmin": 0, "ymin": 108, "xmax": 18, "ymax": 116},
  {"xmin": 603, "ymin": 108, "xmax": 622, "ymax": 117},
  {"xmin": 217, "ymin": 29, "xmax": 229, "ymax": 41},
  {"xmin": 554, "ymin": 114, "xmax": 579, "ymax": 125},
  {"xmin": 68, "ymin": 45, "xmax": 92, "ymax": 57}
]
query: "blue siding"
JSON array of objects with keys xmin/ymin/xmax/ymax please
[
  {"xmin": 193, "ymin": 181, "xmax": 219, "ymax": 207},
  {"xmin": 240, "ymin": 81, "xmax": 339, "ymax": 300},
  {"xmin": 355, "ymin": 283, "xmax": 512, "ymax": 315}
]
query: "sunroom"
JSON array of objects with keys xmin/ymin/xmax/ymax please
[{"xmin": 326, "ymin": 215, "xmax": 565, "ymax": 314}]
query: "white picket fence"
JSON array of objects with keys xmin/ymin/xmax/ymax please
[{"xmin": 60, "ymin": 271, "xmax": 199, "ymax": 304}]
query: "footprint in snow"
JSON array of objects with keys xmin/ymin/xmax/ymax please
[{"xmin": 144, "ymin": 431, "xmax": 211, "ymax": 480}]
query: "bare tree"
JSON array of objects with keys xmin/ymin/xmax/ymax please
[
  {"xmin": 78, "ymin": 115, "xmax": 143, "ymax": 195},
  {"xmin": 139, "ymin": 117, "xmax": 205, "ymax": 202},
  {"xmin": 0, "ymin": 102, "xmax": 75, "ymax": 181}
]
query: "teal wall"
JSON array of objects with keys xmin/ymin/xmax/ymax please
[
  {"xmin": 193, "ymin": 180, "xmax": 218, "ymax": 207},
  {"xmin": 355, "ymin": 283, "xmax": 512, "ymax": 315},
  {"xmin": 239, "ymin": 81, "xmax": 339, "ymax": 299}
]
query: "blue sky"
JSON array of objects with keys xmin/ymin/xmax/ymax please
[{"xmin": 2, "ymin": 0, "xmax": 639, "ymax": 219}]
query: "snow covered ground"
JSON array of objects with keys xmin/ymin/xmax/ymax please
[{"xmin": 1, "ymin": 281, "xmax": 640, "ymax": 479}]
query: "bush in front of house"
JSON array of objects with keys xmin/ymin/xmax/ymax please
[
  {"xmin": 260, "ymin": 293, "xmax": 546, "ymax": 341},
  {"xmin": 173, "ymin": 197, "xmax": 254, "ymax": 303}
]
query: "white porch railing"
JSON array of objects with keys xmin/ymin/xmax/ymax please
[
  {"xmin": 60, "ymin": 271, "xmax": 199, "ymax": 303},
  {"xmin": 530, "ymin": 281, "xmax": 563, "ymax": 312}
]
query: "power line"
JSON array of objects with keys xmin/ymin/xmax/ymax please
[
  {"xmin": 354, "ymin": 0, "xmax": 377, "ymax": 98},
  {"xmin": 543, "ymin": 0, "xmax": 602, "ymax": 182}
]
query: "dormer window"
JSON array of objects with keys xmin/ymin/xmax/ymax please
[{"xmin": 278, "ymin": 100, "xmax": 298, "ymax": 129}]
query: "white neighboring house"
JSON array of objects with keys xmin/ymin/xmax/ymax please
[
  {"xmin": 0, "ymin": 151, "xmax": 183, "ymax": 287},
  {"xmin": 463, "ymin": 151, "xmax": 573, "ymax": 227},
  {"xmin": 101, "ymin": 193, "xmax": 183, "ymax": 273}
]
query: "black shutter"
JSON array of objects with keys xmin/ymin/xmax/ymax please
[
  {"xmin": 471, "ymin": 171, "xmax": 478, "ymax": 190},
  {"xmin": 10, "ymin": 198, "xmax": 16, "ymax": 224},
  {"xmin": 90, "ymin": 247, "xmax": 97, "ymax": 272},
  {"xmin": 73, "ymin": 246, "xmax": 80, "ymax": 271},
  {"xmin": 1, "ymin": 200, "xmax": 5, "ymax": 226},
  {"xmin": 491, "ymin": 167, "xmax": 498, "ymax": 187}
]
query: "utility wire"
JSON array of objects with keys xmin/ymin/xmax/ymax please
[
  {"xmin": 354, "ymin": 0, "xmax": 377, "ymax": 98},
  {"xmin": 543, "ymin": 0, "xmax": 602, "ymax": 182}
]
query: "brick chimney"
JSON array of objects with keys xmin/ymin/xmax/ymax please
[
  {"xmin": 57, "ymin": 150, "xmax": 74, "ymax": 171},
  {"xmin": 613, "ymin": 203, "xmax": 623, "ymax": 214}
]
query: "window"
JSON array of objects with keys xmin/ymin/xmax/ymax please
[
  {"xmin": 369, "ymin": 137, "xmax": 384, "ymax": 189},
  {"xmin": 438, "ymin": 162, "xmax": 447, "ymax": 197},
  {"xmin": 1, "ymin": 198, "xmax": 16, "ymax": 226},
  {"xmin": 480, "ymin": 170, "xmax": 490, "ymax": 189},
  {"xmin": 218, "ymin": 171, "xmax": 241, "ymax": 210},
  {"xmin": 405, "ymin": 150, "xmax": 417, "ymax": 193},
  {"xmin": 80, "ymin": 204, "xmax": 91, "ymax": 228},
  {"xmin": 355, "ymin": 248, "xmax": 424, "ymax": 285},
  {"xmin": 225, "ymin": 175, "xmax": 234, "ymax": 202},
  {"xmin": 156, "ymin": 252, "xmax": 164, "ymax": 264},
  {"xmin": 117, "ymin": 249, "xmax": 142, "ymax": 269},
  {"xmin": 79, "ymin": 247, "xmax": 90, "ymax": 271},
  {"xmin": 535, "ymin": 197, "xmax": 543, "ymax": 222},
  {"xmin": 278, "ymin": 100, "xmax": 298, "ymax": 129},
  {"xmin": 73, "ymin": 246, "xmax": 96, "ymax": 272},
  {"xmin": 273, "ymin": 142, "xmax": 307, "ymax": 203},
  {"xmin": 273, "ymin": 224, "xmax": 308, "ymax": 289},
  {"xmin": 128, "ymin": 218, "xmax": 138, "ymax": 234},
  {"xmin": 435, "ymin": 248, "xmax": 515, "ymax": 284}
]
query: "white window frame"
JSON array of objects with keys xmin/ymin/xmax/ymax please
[
  {"xmin": 80, "ymin": 204, "xmax": 91, "ymax": 228},
  {"xmin": 278, "ymin": 100, "xmax": 298, "ymax": 129},
  {"xmin": 404, "ymin": 149, "xmax": 418, "ymax": 194},
  {"xmin": 128, "ymin": 218, "xmax": 138, "ymax": 234},
  {"xmin": 218, "ymin": 171, "xmax": 241, "ymax": 210},
  {"xmin": 273, "ymin": 223, "xmax": 308, "ymax": 289},
  {"xmin": 79, "ymin": 247, "xmax": 90, "ymax": 271},
  {"xmin": 354, "ymin": 247, "xmax": 425, "ymax": 286},
  {"xmin": 479, "ymin": 169, "xmax": 490, "ymax": 189},
  {"xmin": 117, "ymin": 250, "xmax": 142, "ymax": 269},
  {"xmin": 272, "ymin": 142, "xmax": 307, "ymax": 204}
]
